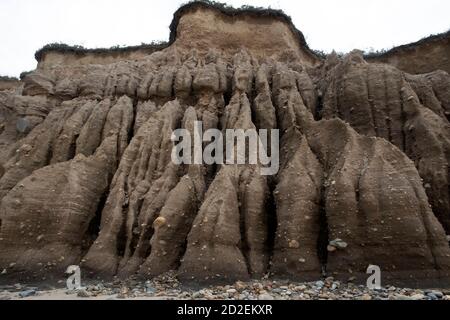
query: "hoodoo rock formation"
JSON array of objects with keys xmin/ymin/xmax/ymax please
[{"xmin": 1, "ymin": 1, "xmax": 450, "ymax": 287}]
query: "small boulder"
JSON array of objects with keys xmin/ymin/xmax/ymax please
[{"xmin": 19, "ymin": 290, "xmax": 36, "ymax": 298}]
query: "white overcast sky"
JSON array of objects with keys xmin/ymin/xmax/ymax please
[{"xmin": 0, "ymin": 0, "xmax": 449, "ymax": 77}]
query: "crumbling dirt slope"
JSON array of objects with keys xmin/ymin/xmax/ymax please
[
  {"xmin": 1, "ymin": 2, "xmax": 450, "ymax": 288},
  {"xmin": 367, "ymin": 31, "xmax": 450, "ymax": 74}
]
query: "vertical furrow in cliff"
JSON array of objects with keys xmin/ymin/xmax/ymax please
[
  {"xmin": 365, "ymin": 67, "xmax": 378, "ymax": 137},
  {"xmin": 399, "ymin": 83, "xmax": 408, "ymax": 157},
  {"xmin": 134, "ymin": 57, "xmax": 219, "ymax": 277},
  {"xmin": 250, "ymin": 63, "xmax": 279, "ymax": 275},
  {"xmin": 382, "ymin": 68, "xmax": 394, "ymax": 143},
  {"xmin": 81, "ymin": 189, "xmax": 108, "ymax": 256},
  {"xmin": 314, "ymin": 92, "xmax": 324, "ymax": 121},
  {"xmin": 138, "ymin": 93, "xmax": 221, "ymax": 277},
  {"xmin": 119, "ymin": 100, "xmax": 185, "ymax": 275},
  {"xmin": 80, "ymin": 98, "xmax": 182, "ymax": 277},
  {"xmin": 268, "ymin": 62, "xmax": 325, "ymax": 280},
  {"xmin": 316, "ymin": 188, "xmax": 328, "ymax": 275},
  {"xmin": 178, "ymin": 78, "xmax": 271, "ymax": 282},
  {"xmin": 128, "ymin": 97, "xmax": 139, "ymax": 144},
  {"xmin": 237, "ymin": 169, "xmax": 251, "ymax": 276}
]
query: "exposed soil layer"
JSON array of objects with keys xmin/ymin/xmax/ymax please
[
  {"xmin": 1, "ymin": 2, "xmax": 450, "ymax": 288},
  {"xmin": 366, "ymin": 31, "xmax": 450, "ymax": 74}
]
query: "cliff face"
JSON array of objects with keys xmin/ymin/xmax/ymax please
[
  {"xmin": 171, "ymin": 5, "xmax": 320, "ymax": 66},
  {"xmin": 0, "ymin": 77, "xmax": 20, "ymax": 92},
  {"xmin": 37, "ymin": 48, "xmax": 163, "ymax": 69},
  {"xmin": 1, "ymin": 2, "xmax": 450, "ymax": 287},
  {"xmin": 367, "ymin": 32, "xmax": 450, "ymax": 74},
  {"xmin": 35, "ymin": 2, "xmax": 321, "ymax": 71}
]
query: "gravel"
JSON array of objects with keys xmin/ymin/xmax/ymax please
[
  {"xmin": 18, "ymin": 290, "xmax": 36, "ymax": 298},
  {"xmin": 1, "ymin": 273, "xmax": 450, "ymax": 300}
]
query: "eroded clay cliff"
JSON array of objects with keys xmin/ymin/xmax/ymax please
[
  {"xmin": 1, "ymin": 1, "xmax": 450, "ymax": 287},
  {"xmin": 367, "ymin": 31, "xmax": 450, "ymax": 75}
]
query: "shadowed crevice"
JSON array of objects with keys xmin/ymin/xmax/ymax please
[
  {"xmin": 81, "ymin": 190, "xmax": 108, "ymax": 256},
  {"xmin": 266, "ymin": 182, "xmax": 278, "ymax": 274},
  {"xmin": 316, "ymin": 188, "xmax": 329, "ymax": 276}
]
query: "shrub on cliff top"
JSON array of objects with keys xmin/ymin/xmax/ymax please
[
  {"xmin": 0, "ymin": 75, "xmax": 18, "ymax": 81},
  {"xmin": 364, "ymin": 29, "xmax": 450, "ymax": 58},
  {"xmin": 34, "ymin": 0, "xmax": 322, "ymax": 62},
  {"xmin": 34, "ymin": 41, "xmax": 169, "ymax": 62},
  {"xmin": 170, "ymin": 0, "xmax": 316, "ymax": 56}
]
